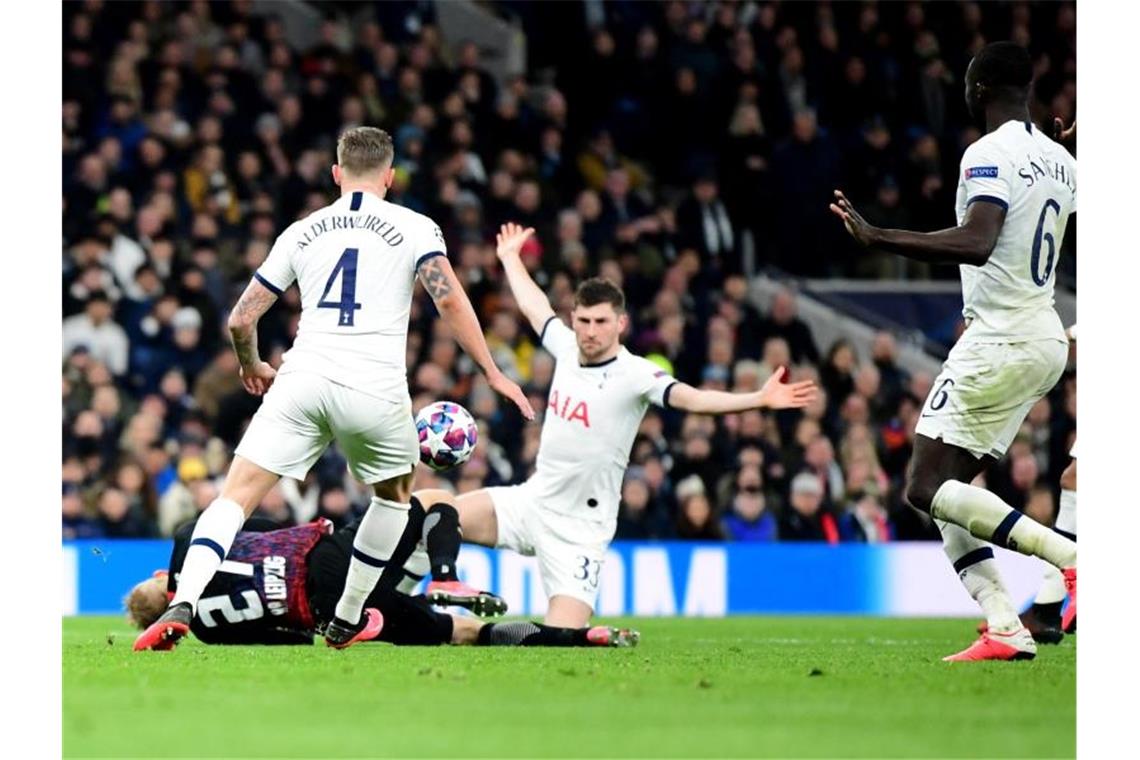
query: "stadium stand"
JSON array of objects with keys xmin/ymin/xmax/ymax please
[{"xmin": 62, "ymin": 0, "xmax": 1076, "ymax": 544}]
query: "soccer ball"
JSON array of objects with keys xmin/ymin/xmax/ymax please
[{"xmin": 415, "ymin": 401, "xmax": 478, "ymax": 471}]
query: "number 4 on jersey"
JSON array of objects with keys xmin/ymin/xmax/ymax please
[{"xmin": 318, "ymin": 248, "xmax": 362, "ymax": 326}]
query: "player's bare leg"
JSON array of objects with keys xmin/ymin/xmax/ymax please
[
  {"xmin": 544, "ymin": 594, "xmax": 593, "ymax": 628},
  {"xmin": 414, "ymin": 489, "xmax": 506, "ymax": 616},
  {"xmin": 908, "ymin": 435, "xmax": 1076, "ymax": 568},
  {"xmin": 324, "ymin": 470, "xmax": 415, "ymax": 648},
  {"xmin": 453, "ymin": 488, "xmax": 499, "ymax": 546},
  {"xmin": 134, "ymin": 456, "xmax": 280, "ymax": 651},
  {"xmin": 902, "ymin": 438, "xmax": 1039, "ymax": 661}
]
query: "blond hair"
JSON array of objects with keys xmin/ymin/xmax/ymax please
[
  {"xmin": 124, "ymin": 577, "xmax": 169, "ymax": 630},
  {"xmin": 336, "ymin": 126, "xmax": 394, "ymax": 176}
]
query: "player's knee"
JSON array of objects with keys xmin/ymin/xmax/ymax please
[
  {"xmin": 1060, "ymin": 461, "xmax": 1077, "ymax": 491},
  {"xmin": 373, "ymin": 472, "xmax": 415, "ymax": 503},
  {"xmin": 904, "ymin": 477, "xmax": 939, "ymax": 514},
  {"xmin": 220, "ymin": 457, "xmax": 279, "ymax": 514},
  {"xmin": 455, "ymin": 491, "xmax": 498, "ymax": 546},
  {"xmin": 412, "ymin": 488, "xmax": 453, "ymax": 509}
]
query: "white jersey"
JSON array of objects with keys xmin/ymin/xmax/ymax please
[
  {"xmin": 954, "ymin": 119, "xmax": 1076, "ymax": 343},
  {"xmin": 255, "ymin": 191, "xmax": 445, "ymax": 400},
  {"xmin": 530, "ymin": 317, "xmax": 677, "ymax": 523}
]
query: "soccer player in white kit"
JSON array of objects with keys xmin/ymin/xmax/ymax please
[
  {"xmin": 830, "ymin": 42, "xmax": 1077, "ymax": 661},
  {"xmin": 441, "ymin": 223, "xmax": 818, "ymax": 630},
  {"xmin": 135, "ymin": 127, "xmax": 534, "ymax": 651}
]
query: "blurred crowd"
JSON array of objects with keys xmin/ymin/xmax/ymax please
[{"xmin": 62, "ymin": 0, "xmax": 1077, "ymax": 543}]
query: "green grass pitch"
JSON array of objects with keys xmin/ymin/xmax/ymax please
[{"xmin": 64, "ymin": 616, "xmax": 1074, "ymax": 758}]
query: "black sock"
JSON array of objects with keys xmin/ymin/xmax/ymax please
[
  {"xmin": 372, "ymin": 498, "xmax": 425, "ymax": 593},
  {"xmin": 476, "ymin": 621, "xmax": 591, "ymax": 647},
  {"xmin": 424, "ymin": 502, "xmax": 461, "ymax": 581},
  {"xmin": 331, "ymin": 615, "xmax": 361, "ymax": 632},
  {"xmin": 1032, "ymin": 601, "xmax": 1063, "ymax": 626}
]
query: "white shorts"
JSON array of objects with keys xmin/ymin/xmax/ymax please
[
  {"xmin": 486, "ymin": 481, "xmax": 614, "ymax": 610},
  {"xmin": 235, "ymin": 371, "xmax": 418, "ymax": 484},
  {"xmin": 916, "ymin": 338, "xmax": 1068, "ymax": 459}
]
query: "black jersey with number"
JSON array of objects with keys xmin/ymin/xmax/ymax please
[
  {"xmin": 167, "ymin": 519, "xmax": 330, "ymax": 645},
  {"xmin": 167, "ymin": 517, "xmax": 454, "ymax": 647}
]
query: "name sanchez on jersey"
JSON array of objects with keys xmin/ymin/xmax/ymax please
[{"xmin": 1014, "ymin": 153, "xmax": 1075, "ymax": 194}]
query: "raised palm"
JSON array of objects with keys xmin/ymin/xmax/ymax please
[{"xmin": 495, "ymin": 222, "xmax": 535, "ymax": 262}]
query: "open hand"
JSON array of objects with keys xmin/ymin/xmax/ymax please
[
  {"xmin": 495, "ymin": 222, "xmax": 536, "ymax": 264},
  {"xmin": 829, "ymin": 190, "xmax": 879, "ymax": 248},
  {"xmin": 1053, "ymin": 117, "xmax": 1075, "ymax": 148},
  {"xmin": 240, "ymin": 361, "xmax": 277, "ymax": 396},
  {"xmin": 758, "ymin": 366, "xmax": 818, "ymax": 410},
  {"xmin": 487, "ymin": 370, "xmax": 536, "ymax": 421}
]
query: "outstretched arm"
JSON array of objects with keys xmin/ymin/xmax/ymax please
[
  {"xmin": 829, "ymin": 189, "xmax": 1005, "ymax": 267},
  {"xmin": 668, "ymin": 367, "xmax": 818, "ymax": 415},
  {"xmin": 494, "ymin": 223, "xmax": 556, "ymax": 335},
  {"xmin": 418, "ymin": 255, "xmax": 535, "ymax": 420},
  {"xmin": 227, "ymin": 278, "xmax": 279, "ymax": 395}
]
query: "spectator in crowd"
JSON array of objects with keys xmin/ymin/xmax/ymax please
[
  {"xmin": 97, "ymin": 487, "xmax": 155, "ymax": 538},
  {"xmin": 63, "ymin": 482, "xmax": 100, "ymax": 540},
  {"xmin": 757, "ymin": 289, "xmax": 819, "ymax": 365},
  {"xmin": 675, "ymin": 169, "xmax": 737, "ymax": 273},
  {"xmin": 780, "ymin": 472, "xmax": 839, "ymax": 543},
  {"xmin": 838, "ymin": 484, "xmax": 894, "ymax": 543},
  {"xmin": 674, "ymin": 476, "xmax": 724, "ymax": 540},
  {"xmin": 617, "ymin": 468, "xmax": 669, "ymax": 540},
  {"xmin": 721, "ymin": 466, "xmax": 777, "ymax": 542},
  {"xmin": 62, "ymin": 292, "xmax": 130, "ymax": 377}
]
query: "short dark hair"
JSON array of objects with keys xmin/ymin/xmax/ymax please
[
  {"xmin": 971, "ymin": 42, "xmax": 1032, "ymax": 90},
  {"xmin": 574, "ymin": 277, "xmax": 625, "ymax": 312},
  {"xmin": 336, "ymin": 126, "xmax": 394, "ymax": 176}
]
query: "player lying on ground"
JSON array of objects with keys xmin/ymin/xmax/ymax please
[
  {"xmin": 135, "ymin": 127, "xmax": 535, "ymax": 652},
  {"xmin": 127, "ymin": 496, "xmax": 639, "ymax": 648},
  {"xmin": 440, "ymin": 223, "xmax": 818, "ymax": 630},
  {"xmin": 830, "ymin": 42, "xmax": 1077, "ymax": 662}
]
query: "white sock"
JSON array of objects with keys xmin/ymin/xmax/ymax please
[
  {"xmin": 1055, "ymin": 489, "xmax": 1077, "ymax": 538},
  {"xmin": 1033, "ymin": 489, "xmax": 1076, "ymax": 605},
  {"xmin": 937, "ymin": 519, "xmax": 1020, "ymax": 633},
  {"xmin": 334, "ymin": 497, "xmax": 410, "ymax": 625},
  {"xmin": 1034, "ymin": 565, "xmax": 1067, "ymax": 605},
  {"xmin": 170, "ymin": 498, "xmax": 246, "ymax": 611},
  {"xmin": 931, "ymin": 480, "xmax": 1077, "ymax": 569}
]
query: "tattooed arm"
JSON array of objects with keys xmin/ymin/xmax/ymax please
[
  {"xmin": 418, "ymin": 255, "xmax": 535, "ymax": 420},
  {"xmin": 227, "ymin": 278, "xmax": 279, "ymax": 396}
]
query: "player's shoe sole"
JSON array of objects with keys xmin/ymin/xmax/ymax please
[
  {"xmin": 325, "ymin": 608, "xmax": 384, "ymax": 650},
  {"xmin": 427, "ymin": 582, "xmax": 508, "ymax": 617},
  {"xmin": 133, "ymin": 602, "xmax": 193, "ymax": 652},
  {"xmin": 1062, "ymin": 567, "xmax": 1077, "ymax": 634},
  {"xmin": 944, "ymin": 628, "xmax": 1036, "ymax": 662},
  {"xmin": 586, "ymin": 626, "xmax": 641, "ymax": 648}
]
